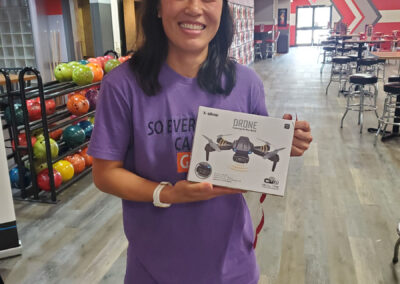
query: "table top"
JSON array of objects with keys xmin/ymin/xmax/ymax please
[
  {"xmin": 344, "ymin": 39, "xmax": 391, "ymax": 44},
  {"xmin": 371, "ymin": 51, "xmax": 400, "ymax": 59},
  {"xmin": 0, "ymin": 74, "xmax": 36, "ymax": 86}
]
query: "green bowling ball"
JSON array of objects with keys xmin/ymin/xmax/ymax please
[
  {"xmin": 63, "ymin": 125, "xmax": 85, "ymax": 148},
  {"xmin": 5, "ymin": 104, "xmax": 24, "ymax": 126},
  {"xmin": 33, "ymin": 136, "xmax": 59, "ymax": 160}
]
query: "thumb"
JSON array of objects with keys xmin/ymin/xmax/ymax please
[
  {"xmin": 282, "ymin": 113, "xmax": 292, "ymax": 120},
  {"xmin": 192, "ymin": 182, "xmax": 213, "ymax": 191}
]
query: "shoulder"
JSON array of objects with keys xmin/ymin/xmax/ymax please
[{"xmin": 234, "ymin": 63, "xmax": 263, "ymax": 87}]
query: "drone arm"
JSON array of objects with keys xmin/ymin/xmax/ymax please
[
  {"xmin": 253, "ymin": 146, "xmax": 267, "ymax": 157},
  {"xmin": 205, "ymin": 144, "xmax": 215, "ymax": 161},
  {"xmin": 219, "ymin": 145, "xmax": 233, "ymax": 151}
]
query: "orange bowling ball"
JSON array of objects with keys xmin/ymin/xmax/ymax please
[
  {"xmin": 65, "ymin": 154, "xmax": 86, "ymax": 174},
  {"xmin": 67, "ymin": 94, "xmax": 90, "ymax": 116},
  {"xmin": 87, "ymin": 63, "xmax": 104, "ymax": 82},
  {"xmin": 79, "ymin": 147, "xmax": 92, "ymax": 167}
]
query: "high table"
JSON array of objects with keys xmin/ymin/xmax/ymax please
[
  {"xmin": 367, "ymin": 51, "xmax": 400, "ymax": 141},
  {"xmin": 344, "ymin": 39, "xmax": 393, "ymax": 68},
  {"xmin": 0, "ymin": 74, "xmax": 36, "ymax": 86}
]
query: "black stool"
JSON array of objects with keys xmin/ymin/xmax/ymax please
[
  {"xmin": 341, "ymin": 73, "xmax": 378, "ymax": 133},
  {"xmin": 358, "ymin": 57, "xmax": 379, "ymax": 75},
  {"xmin": 375, "ymin": 82, "xmax": 400, "ymax": 144},
  {"xmin": 326, "ymin": 56, "xmax": 352, "ymax": 96},
  {"xmin": 320, "ymin": 46, "xmax": 337, "ymax": 73}
]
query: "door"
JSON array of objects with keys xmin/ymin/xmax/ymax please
[{"xmin": 296, "ymin": 6, "xmax": 332, "ymax": 46}]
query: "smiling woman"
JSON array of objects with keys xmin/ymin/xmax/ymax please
[{"xmin": 87, "ymin": 0, "xmax": 312, "ymax": 283}]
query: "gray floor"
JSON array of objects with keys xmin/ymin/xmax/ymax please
[{"xmin": 1, "ymin": 46, "xmax": 400, "ymax": 284}]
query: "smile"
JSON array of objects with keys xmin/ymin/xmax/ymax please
[{"xmin": 179, "ymin": 22, "xmax": 206, "ymax": 30}]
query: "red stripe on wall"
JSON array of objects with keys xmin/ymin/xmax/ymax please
[
  {"xmin": 331, "ymin": 0, "xmax": 355, "ymax": 26},
  {"xmin": 349, "ymin": 0, "xmax": 364, "ymax": 33},
  {"xmin": 370, "ymin": 0, "xmax": 400, "ymax": 11},
  {"xmin": 44, "ymin": 0, "xmax": 62, "ymax": 15},
  {"xmin": 373, "ymin": 23, "xmax": 400, "ymax": 35},
  {"xmin": 290, "ymin": 0, "xmax": 310, "ymax": 13},
  {"xmin": 290, "ymin": 25, "xmax": 296, "ymax": 46}
]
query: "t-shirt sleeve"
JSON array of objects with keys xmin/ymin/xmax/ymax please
[
  {"xmin": 87, "ymin": 75, "xmax": 132, "ymax": 161},
  {"xmin": 251, "ymin": 77, "xmax": 269, "ymax": 116}
]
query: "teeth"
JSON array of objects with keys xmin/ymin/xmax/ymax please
[{"xmin": 180, "ymin": 23, "xmax": 204, "ymax": 30}]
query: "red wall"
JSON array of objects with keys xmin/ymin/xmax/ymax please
[{"xmin": 290, "ymin": 0, "xmax": 400, "ymax": 46}]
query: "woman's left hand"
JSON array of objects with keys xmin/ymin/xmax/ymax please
[{"xmin": 283, "ymin": 114, "xmax": 313, "ymax": 157}]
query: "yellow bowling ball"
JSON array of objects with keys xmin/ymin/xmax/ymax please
[
  {"xmin": 88, "ymin": 116, "xmax": 95, "ymax": 125},
  {"xmin": 53, "ymin": 160, "xmax": 74, "ymax": 182}
]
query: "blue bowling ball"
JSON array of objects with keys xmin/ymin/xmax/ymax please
[
  {"xmin": 9, "ymin": 167, "xmax": 31, "ymax": 188},
  {"xmin": 76, "ymin": 120, "xmax": 94, "ymax": 138}
]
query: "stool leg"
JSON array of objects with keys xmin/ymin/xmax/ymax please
[
  {"xmin": 338, "ymin": 64, "xmax": 343, "ymax": 97},
  {"xmin": 373, "ymin": 84, "xmax": 379, "ymax": 118},
  {"xmin": 341, "ymin": 85, "xmax": 352, "ymax": 128},
  {"xmin": 359, "ymin": 86, "xmax": 365, "ymax": 133},
  {"xmin": 393, "ymin": 237, "xmax": 400, "ymax": 264}
]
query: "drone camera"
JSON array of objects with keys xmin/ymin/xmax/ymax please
[{"xmin": 233, "ymin": 153, "xmax": 249, "ymax": 163}]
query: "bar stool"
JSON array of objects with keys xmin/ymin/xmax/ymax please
[
  {"xmin": 341, "ymin": 73, "xmax": 378, "ymax": 133},
  {"xmin": 374, "ymin": 80, "xmax": 400, "ymax": 144},
  {"xmin": 254, "ymin": 40, "xmax": 263, "ymax": 60},
  {"xmin": 326, "ymin": 56, "xmax": 352, "ymax": 96},
  {"xmin": 320, "ymin": 46, "xmax": 336, "ymax": 73},
  {"xmin": 393, "ymin": 222, "xmax": 400, "ymax": 264},
  {"xmin": 358, "ymin": 57, "xmax": 380, "ymax": 75}
]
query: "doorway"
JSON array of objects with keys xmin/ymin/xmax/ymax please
[{"xmin": 296, "ymin": 6, "xmax": 332, "ymax": 45}]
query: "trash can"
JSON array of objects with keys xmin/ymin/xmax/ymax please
[{"xmin": 277, "ymin": 34, "xmax": 289, "ymax": 54}]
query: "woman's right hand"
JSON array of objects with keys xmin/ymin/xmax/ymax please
[{"xmin": 161, "ymin": 180, "xmax": 245, "ymax": 204}]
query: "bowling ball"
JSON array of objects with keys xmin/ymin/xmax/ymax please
[
  {"xmin": 53, "ymin": 160, "xmax": 74, "ymax": 182},
  {"xmin": 49, "ymin": 127, "xmax": 63, "ymax": 141},
  {"xmin": 104, "ymin": 59, "xmax": 121, "ymax": 73},
  {"xmin": 37, "ymin": 168, "xmax": 62, "ymax": 191},
  {"xmin": 96, "ymin": 56, "xmax": 107, "ymax": 69},
  {"xmin": 45, "ymin": 99, "xmax": 56, "ymax": 115},
  {"xmin": 11, "ymin": 133, "xmax": 37, "ymax": 155},
  {"xmin": 27, "ymin": 101, "xmax": 41, "ymax": 121},
  {"xmin": 67, "ymin": 61, "xmax": 81, "ymax": 70},
  {"xmin": 85, "ymin": 89, "xmax": 99, "ymax": 110},
  {"xmin": 76, "ymin": 120, "xmax": 93, "ymax": 138},
  {"xmin": 9, "ymin": 167, "xmax": 31, "ymax": 188},
  {"xmin": 79, "ymin": 59, "xmax": 89, "ymax": 65},
  {"xmin": 65, "ymin": 154, "xmax": 86, "ymax": 174},
  {"xmin": 79, "ymin": 147, "xmax": 92, "ymax": 167},
  {"xmin": 87, "ymin": 63, "xmax": 103, "ymax": 82},
  {"xmin": 88, "ymin": 116, "xmax": 95, "ymax": 125},
  {"xmin": 72, "ymin": 64, "xmax": 94, "ymax": 86},
  {"xmin": 5, "ymin": 104, "xmax": 24, "ymax": 126},
  {"xmin": 118, "ymin": 56, "xmax": 129, "ymax": 63},
  {"xmin": 54, "ymin": 63, "xmax": 73, "ymax": 82},
  {"xmin": 67, "ymin": 94, "xmax": 90, "ymax": 116},
  {"xmin": 87, "ymin": 58, "xmax": 101, "ymax": 66},
  {"xmin": 63, "ymin": 125, "xmax": 86, "ymax": 148},
  {"xmin": 33, "ymin": 136, "xmax": 59, "ymax": 160},
  {"xmin": 33, "ymin": 160, "xmax": 48, "ymax": 173}
]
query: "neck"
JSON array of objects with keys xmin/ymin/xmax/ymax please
[{"xmin": 166, "ymin": 46, "xmax": 208, "ymax": 78}]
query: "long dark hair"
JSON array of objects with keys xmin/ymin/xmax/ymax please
[{"xmin": 130, "ymin": 0, "xmax": 236, "ymax": 96}]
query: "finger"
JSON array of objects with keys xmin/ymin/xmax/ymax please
[
  {"xmin": 295, "ymin": 121, "xmax": 311, "ymax": 132},
  {"xmin": 290, "ymin": 145, "xmax": 305, "ymax": 156},
  {"xmin": 293, "ymin": 129, "xmax": 313, "ymax": 143},
  {"xmin": 282, "ymin": 113, "xmax": 292, "ymax": 120},
  {"xmin": 213, "ymin": 186, "xmax": 245, "ymax": 195},
  {"xmin": 292, "ymin": 137, "xmax": 310, "ymax": 151}
]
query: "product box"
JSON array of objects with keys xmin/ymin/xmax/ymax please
[{"xmin": 187, "ymin": 107, "xmax": 294, "ymax": 196}]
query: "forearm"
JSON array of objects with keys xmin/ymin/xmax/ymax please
[{"xmin": 93, "ymin": 165, "xmax": 167, "ymax": 202}]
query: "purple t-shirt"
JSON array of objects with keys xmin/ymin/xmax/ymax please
[{"xmin": 88, "ymin": 62, "xmax": 268, "ymax": 284}]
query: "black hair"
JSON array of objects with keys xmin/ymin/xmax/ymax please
[{"xmin": 130, "ymin": 0, "xmax": 236, "ymax": 96}]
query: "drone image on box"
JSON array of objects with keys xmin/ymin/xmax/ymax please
[{"xmin": 202, "ymin": 135, "xmax": 285, "ymax": 171}]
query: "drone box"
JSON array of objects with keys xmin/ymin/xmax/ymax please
[{"xmin": 187, "ymin": 106, "xmax": 294, "ymax": 196}]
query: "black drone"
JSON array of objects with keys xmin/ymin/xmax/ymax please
[{"xmin": 203, "ymin": 135, "xmax": 285, "ymax": 171}]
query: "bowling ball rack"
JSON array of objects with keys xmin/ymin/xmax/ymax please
[{"xmin": 1, "ymin": 67, "xmax": 100, "ymax": 203}]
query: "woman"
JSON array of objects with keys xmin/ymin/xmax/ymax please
[{"xmin": 88, "ymin": 0, "xmax": 312, "ymax": 283}]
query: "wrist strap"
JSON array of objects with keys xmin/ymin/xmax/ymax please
[{"xmin": 153, "ymin": 182, "xmax": 172, "ymax": 208}]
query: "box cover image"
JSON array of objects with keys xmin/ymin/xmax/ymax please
[{"xmin": 187, "ymin": 106, "xmax": 294, "ymax": 196}]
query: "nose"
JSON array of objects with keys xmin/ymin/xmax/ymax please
[{"xmin": 185, "ymin": 0, "xmax": 202, "ymax": 16}]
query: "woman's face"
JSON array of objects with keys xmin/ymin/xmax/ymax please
[{"xmin": 159, "ymin": 0, "xmax": 223, "ymax": 56}]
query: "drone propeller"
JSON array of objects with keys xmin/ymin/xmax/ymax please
[
  {"xmin": 202, "ymin": 135, "xmax": 221, "ymax": 152},
  {"xmin": 263, "ymin": 148, "xmax": 285, "ymax": 159},
  {"xmin": 257, "ymin": 138, "xmax": 271, "ymax": 146},
  {"xmin": 217, "ymin": 134, "xmax": 232, "ymax": 139}
]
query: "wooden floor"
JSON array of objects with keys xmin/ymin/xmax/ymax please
[{"xmin": 2, "ymin": 47, "xmax": 400, "ymax": 283}]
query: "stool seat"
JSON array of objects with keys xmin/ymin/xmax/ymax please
[
  {"xmin": 321, "ymin": 40, "xmax": 336, "ymax": 45},
  {"xmin": 323, "ymin": 46, "xmax": 336, "ymax": 52},
  {"xmin": 349, "ymin": 73, "xmax": 378, "ymax": 85},
  {"xmin": 359, "ymin": 58, "xmax": 379, "ymax": 66},
  {"xmin": 388, "ymin": 76, "xmax": 400, "ymax": 83},
  {"xmin": 337, "ymin": 47, "xmax": 352, "ymax": 53},
  {"xmin": 384, "ymin": 83, "xmax": 400, "ymax": 94},
  {"xmin": 332, "ymin": 56, "xmax": 351, "ymax": 64},
  {"xmin": 377, "ymin": 58, "xmax": 386, "ymax": 64}
]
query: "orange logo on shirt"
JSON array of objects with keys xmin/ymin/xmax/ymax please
[{"xmin": 177, "ymin": 152, "xmax": 191, "ymax": 173}]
